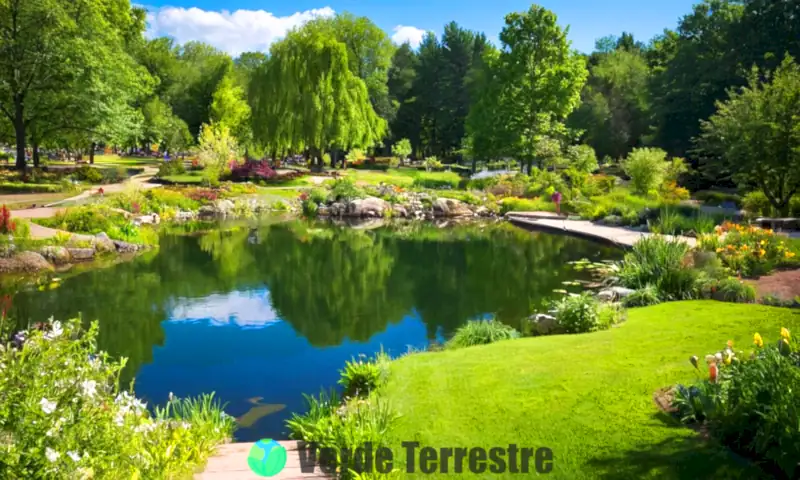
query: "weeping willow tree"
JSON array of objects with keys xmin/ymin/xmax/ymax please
[{"xmin": 250, "ymin": 22, "xmax": 386, "ymax": 167}]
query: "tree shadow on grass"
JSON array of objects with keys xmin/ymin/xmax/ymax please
[{"xmin": 587, "ymin": 416, "xmax": 768, "ymax": 480}]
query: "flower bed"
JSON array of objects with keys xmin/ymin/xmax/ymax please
[{"xmin": 698, "ymin": 222, "xmax": 798, "ymax": 276}]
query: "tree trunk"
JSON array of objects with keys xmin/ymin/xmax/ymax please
[
  {"xmin": 471, "ymin": 156, "xmax": 477, "ymax": 174},
  {"xmin": 32, "ymin": 141, "xmax": 40, "ymax": 168},
  {"xmin": 13, "ymin": 96, "xmax": 26, "ymax": 171},
  {"xmin": 526, "ymin": 158, "xmax": 534, "ymax": 175},
  {"xmin": 89, "ymin": 143, "xmax": 96, "ymax": 164}
]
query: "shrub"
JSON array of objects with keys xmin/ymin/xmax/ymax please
[
  {"xmin": 101, "ymin": 166, "xmax": 129, "ymax": 184},
  {"xmin": 617, "ymin": 236, "xmax": 696, "ymax": 300},
  {"xmin": 622, "ymin": 285, "xmax": 662, "ymax": 307},
  {"xmin": 499, "ymin": 197, "xmax": 554, "ymax": 214},
  {"xmin": 338, "ymin": 352, "xmax": 390, "ymax": 399},
  {"xmin": 0, "ymin": 204, "xmax": 16, "ymax": 235},
  {"xmin": 622, "ymin": 148, "xmax": 668, "ymax": 195},
  {"xmin": 715, "ymin": 277, "xmax": 757, "ymax": 303},
  {"xmin": 741, "ymin": 190, "xmax": 772, "ymax": 216},
  {"xmin": 330, "ymin": 178, "xmax": 366, "ymax": 202},
  {"xmin": 550, "ymin": 293, "xmax": 608, "ymax": 334},
  {"xmin": 447, "ymin": 320, "xmax": 519, "ymax": 349},
  {"xmin": 392, "ymin": 138, "xmax": 412, "ymax": 162},
  {"xmin": 301, "ymin": 198, "xmax": 319, "ymax": 217},
  {"xmin": 229, "ymin": 160, "xmax": 276, "ymax": 181},
  {"xmin": 659, "ymin": 181, "xmax": 691, "ymax": 202},
  {"xmin": 346, "ymin": 149, "xmax": 365, "ymax": 164},
  {"xmin": 309, "ymin": 188, "xmax": 328, "ymax": 205},
  {"xmin": 566, "ymin": 144, "xmax": 599, "ymax": 173},
  {"xmin": 674, "ymin": 329, "xmax": 799, "ymax": 477},
  {"xmin": 695, "ymin": 190, "xmax": 742, "ymax": 208},
  {"xmin": 73, "ymin": 166, "xmax": 103, "ymax": 184},
  {"xmin": 0, "ymin": 319, "xmax": 234, "ymax": 479},
  {"xmin": 157, "ymin": 159, "xmax": 186, "ymax": 177},
  {"xmin": 146, "ymin": 188, "xmax": 201, "ymax": 213},
  {"xmin": 186, "ymin": 188, "xmax": 219, "ymax": 203},
  {"xmin": 423, "ymin": 156, "xmax": 443, "ymax": 172}
]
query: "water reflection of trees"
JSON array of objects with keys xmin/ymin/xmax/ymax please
[{"xmin": 6, "ymin": 220, "xmax": 619, "ymax": 378}]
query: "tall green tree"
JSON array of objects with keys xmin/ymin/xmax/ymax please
[
  {"xmin": 387, "ymin": 43, "xmax": 420, "ymax": 152},
  {"xmin": 697, "ymin": 56, "xmax": 800, "ymax": 214},
  {"xmin": 465, "ymin": 47, "xmax": 511, "ymax": 167},
  {"xmin": 497, "ymin": 5, "xmax": 588, "ymax": 172},
  {"xmin": 210, "ymin": 71, "xmax": 252, "ymax": 149}
]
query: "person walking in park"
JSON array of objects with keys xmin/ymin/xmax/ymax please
[{"xmin": 551, "ymin": 190, "xmax": 563, "ymax": 216}]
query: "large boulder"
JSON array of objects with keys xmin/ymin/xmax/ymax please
[
  {"xmin": 39, "ymin": 246, "xmax": 71, "ymax": 265},
  {"xmin": 433, "ymin": 198, "xmax": 472, "ymax": 217},
  {"xmin": 113, "ymin": 240, "xmax": 139, "ymax": 254},
  {"xmin": 67, "ymin": 248, "xmax": 95, "ymax": 261},
  {"xmin": 0, "ymin": 251, "xmax": 54, "ymax": 274},
  {"xmin": 528, "ymin": 313, "xmax": 562, "ymax": 336},
  {"xmin": 345, "ymin": 197, "xmax": 388, "ymax": 217},
  {"xmin": 133, "ymin": 213, "xmax": 160, "ymax": 226},
  {"xmin": 94, "ymin": 233, "xmax": 116, "ymax": 253},
  {"xmin": 392, "ymin": 205, "xmax": 408, "ymax": 218}
]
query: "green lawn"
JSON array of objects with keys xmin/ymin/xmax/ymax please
[
  {"xmin": 159, "ymin": 173, "xmax": 204, "ymax": 185},
  {"xmin": 380, "ymin": 301, "xmax": 800, "ymax": 479},
  {"xmin": 343, "ymin": 168, "xmax": 461, "ymax": 187}
]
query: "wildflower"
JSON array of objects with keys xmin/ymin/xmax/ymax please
[
  {"xmin": 704, "ymin": 354, "xmax": 716, "ymax": 365},
  {"xmin": 689, "ymin": 355, "xmax": 699, "ymax": 369},
  {"xmin": 45, "ymin": 448, "xmax": 60, "ymax": 463},
  {"xmin": 714, "ymin": 352, "xmax": 723, "ymax": 363},
  {"xmin": 80, "ymin": 380, "xmax": 97, "ymax": 399},
  {"xmin": 40, "ymin": 398, "xmax": 57, "ymax": 415},
  {"xmin": 12, "ymin": 330, "xmax": 27, "ymax": 348},
  {"xmin": 740, "ymin": 244, "xmax": 749, "ymax": 251},
  {"xmin": 753, "ymin": 332, "xmax": 764, "ymax": 348},
  {"xmin": 67, "ymin": 451, "xmax": 81, "ymax": 462},
  {"xmin": 715, "ymin": 247, "xmax": 724, "ymax": 253},
  {"xmin": 44, "ymin": 321, "xmax": 63, "ymax": 340},
  {"xmin": 727, "ymin": 340, "xmax": 734, "ymax": 348},
  {"xmin": 709, "ymin": 363, "xmax": 718, "ymax": 383},
  {"xmin": 759, "ymin": 249, "xmax": 766, "ymax": 257},
  {"xmin": 781, "ymin": 327, "xmax": 791, "ymax": 340},
  {"xmin": 724, "ymin": 351, "xmax": 733, "ymax": 365}
]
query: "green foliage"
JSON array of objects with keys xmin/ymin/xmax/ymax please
[
  {"xmin": 698, "ymin": 56, "xmax": 800, "ymax": 215},
  {"xmin": 309, "ymin": 188, "xmax": 328, "ymax": 205},
  {"xmin": 411, "ymin": 171, "xmax": 459, "ymax": 190},
  {"xmin": 622, "ymin": 285, "xmax": 662, "ymax": 308},
  {"xmin": 550, "ymin": 293, "xmax": 611, "ymax": 334},
  {"xmin": 0, "ymin": 319, "xmax": 233, "ymax": 479},
  {"xmin": 197, "ymin": 123, "xmax": 238, "ymax": 181},
  {"xmin": 422, "ymin": 156, "xmax": 442, "ymax": 172},
  {"xmin": 695, "ymin": 191, "xmax": 742, "ymax": 208},
  {"xmin": 36, "ymin": 205, "xmax": 157, "ymax": 246},
  {"xmin": 622, "ymin": 148, "xmax": 668, "ymax": 195},
  {"xmin": 648, "ymin": 207, "xmax": 718, "ymax": 236},
  {"xmin": 676, "ymin": 330, "xmax": 800, "ymax": 477},
  {"xmin": 617, "ymin": 236, "xmax": 696, "ymax": 300},
  {"xmin": 566, "ymin": 145, "xmax": 599, "ymax": 173},
  {"xmin": 499, "ymin": 197, "xmax": 554, "ymax": 214},
  {"xmin": 346, "ymin": 149, "xmax": 366, "ymax": 163},
  {"xmin": 447, "ymin": 320, "xmax": 520, "ymax": 349},
  {"xmin": 329, "ymin": 178, "xmax": 366, "ymax": 202},
  {"xmin": 157, "ymin": 160, "xmax": 186, "ymax": 177},
  {"xmin": 338, "ymin": 352, "xmax": 390, "ymax": 399},
  {"xmin": 392, "ymin": 138, "xmax": 412, "ymax": 160},
  {"xmin": 74, "ymin": 167, "xmax": 104, "ymax": 184},
  {"xmin": 715, "ymin": 277, "xmax": 757, "ymax": 303}
]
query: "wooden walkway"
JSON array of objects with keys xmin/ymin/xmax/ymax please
[
  {"xmin": 506, "ymin": 212, "xmax": 696, "ymax": 248},
  {"xmin": 196, "ymin": 441, "xmax": 332, "ymax": 480}
]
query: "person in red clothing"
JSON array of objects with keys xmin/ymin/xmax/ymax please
[{"xmin": 551, "ymin": 191, "xmax": 563, "ymax": 216}]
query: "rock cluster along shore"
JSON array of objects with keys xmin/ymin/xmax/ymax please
[
  {"xmin": 316, "ymin": 193, "xmax": 494, "ymax": 220},
  {"xmin": 0, "ymin": 232, "xmax": 147, "ymax": 274}
]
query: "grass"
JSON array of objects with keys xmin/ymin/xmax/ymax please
[
  {"xmin": 343, "ymin": 168, "xmax": 461, "ymax": 188},
  {"xmin": 380, "ymin": 301, "xmax": 799, "ymax": 479},
  {"xmin": 159, "ymin": 172, "xmax": 204, "ymax": 185}
]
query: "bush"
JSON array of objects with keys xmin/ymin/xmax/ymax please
[
  {"xmin": 622, "ymin": 285, "xmax": 662, "ymax": 307},
  {"xmin": 617, "ymin": 236, "xmax": 696, "ymax": 300},
  {"xmin": 309, "ymin": 188, "xmax": 328, "ymax": 205},
  {"xmin": 499, "ymin": 197, "xmax": 554, "ymax": 214},
  {"xmin": 622, "ymin": 148, "xmax": 668, "ymax": 196},
  {"xmin": 73, "ymin": 166, "xmax": 104, "ymax": 184},
  {"xmin": 0, "ymin": 319, "xmax": 234, "ymax": 479},
  {"xmin": 550, "ymin": 293, "xmax": 609, "ymax": 334},
  {"xmin": 695, "ymin": 190, "xmax": 742, "ymax": 207},
  {"xmin": 329, "ymin": 178, "xmax": 366, "ymax": 202},
  {"xmin": 715, "ymin": 277, "xmax": 757, "ymax": 303},
  {"xmin": 423, "ymin": 156, "xmax": 443, "ymax": 172},
  {"xmin": 101, "ymin": 166, "xmax": 129, "ymax": 184},
  {"xmin": 674, "ymin": 329, "xmax": 799, "ymax": 477},
  {"xmin": 157, "ymin": 159, "xmax": 186, "ymax": 177},
  {"xmin": 338, "ymin": 353, "xmax": 390, "ymax": 399},
  {"xmin": 649, "ymin": 207, "xmax": 718, "ymax": 236},
  {"xmin": 447, "ymin": 320, "xmax": 519, "ymax": 349},
  {"xmin": 566, "ymin": 144, "xmax": 598, "ymax": 173},
  {"xmin": 229, "ymin": 160, "xmax": 276, "ymax": 181},
  {"xmin": 0, "ymin": 204, "xmax": 16, "ymax": 235}
]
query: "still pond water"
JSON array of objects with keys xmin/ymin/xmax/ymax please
[{"xmin": 8, "ymin": 220, "xmax": 620, "ymax": 440}]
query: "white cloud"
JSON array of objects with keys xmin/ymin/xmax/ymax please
[
  {"xmin": 391, "ymin": 25, "xmax": 428, "ymax": 48},
  {"xmin": 145, "ymin": 6, "xmax": 335, "ymax": 56},
  {"xmin": 168, "ymin": 290, "xmax": 281, "ymax": 329}
]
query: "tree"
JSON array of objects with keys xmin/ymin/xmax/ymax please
[
  {"xmin": 497, "ymin": 5, "xmax": 588, "ymax": 173},
  {"xmin": 387, "ymin": 43, "xmax": 420, "ymax": 149},
  {"xmin": 465, "ymin": 47, "xmax": 511, "ymax": 168},
  {"xmin": 698, "ymin": 56, "xmax": 800, "ymax": 214},
  {"xmin": 210, "ymin": 71, "xmax": 252, "ymax": 148},
  {"xmin": 0, "ymin": 0, "xmax": 146, "ymax": 170},
  {"xmin": 622, "ymin": 148, "xmax": 669, "ymax": 195},
  {"xmin": 568, "ymin": 49, "xmax": 652, "ymax": 159},
  {"xmin": 393, "ymin": 138, "xmax": 412, "ymax": 163},
  {"xmin": 197, "ymin": 122, "xmax": 239, "ymax": 185}
]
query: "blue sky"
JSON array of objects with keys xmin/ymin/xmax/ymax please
[{"xmin": 144, "ymin": 1, "xmax": 697, "ymax": 56}]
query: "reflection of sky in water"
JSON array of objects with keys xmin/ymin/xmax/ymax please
[{"xmin": 134, "ymin": 288, "xmax": 436, "ymax": 441}]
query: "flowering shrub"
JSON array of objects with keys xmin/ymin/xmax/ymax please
[
  {"xmin": 229, "ymin": 160, "xmax": 276, "ymax": 181},
  {"xmin": 0, "ymin": 319, "xmax": 234, "ymax": 479},
  {"xmin": 698, "ymin": 222, "xmax": 797, "ymax": 276},
  {"xmin": 186, "ymin": 188, "xmax": 219, "ymax": 203},
  {"xmin": 658, "ymin": 181, "xmax": 691, "ymax": 202},
  {"xmin": 0, "ymin": 204, "xmax": 16, "ymax": 234},
  {"xmin": 673, "ymin": 329, "xmax": 799, "ymax": 477}
]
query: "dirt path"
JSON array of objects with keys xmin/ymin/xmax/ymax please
[
  {"xmin": 11, "ymin": 167, "xmax": 161, "ymax": 239},
  {"xmin": 748, "ymin": 269, "xmax": 800, "ymax": 301}
]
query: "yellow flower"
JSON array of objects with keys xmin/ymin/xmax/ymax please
[
  {"xmin": 740, "ymin": 244, "xmax": 749, "ymax": 251},
  {"xmin": 781, "ymin": 327, "xmax": 791, "ymax": 340},
  {"xmin": 753, "ymin": 333, "xmax": 763, "ymax": 348},
  {"xmin": 759, "ymin": 240, "xmax": 767, "ymax": 246},
  {"xmin": 786, "ymin": 251, "xmax": 796, "ymax": 259},
  {"xmin": 759, "ymin": 248, "xmax": 766, "ymax": 256},
  {"xmin": 715, "ymin": 247, "xmax": 724, "ymax": 253},
  {"xmin": 727, "ymin": 340, "xmax": 734, "ymax": 348}
]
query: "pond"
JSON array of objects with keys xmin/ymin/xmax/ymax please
[{"xmin": 6, "ymin": 219, "xmax": 621, "ymax": 441}]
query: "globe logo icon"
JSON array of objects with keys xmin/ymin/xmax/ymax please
[{"xmin": 247, "ymin": 439, "xmax": 287, "ymax": 477}]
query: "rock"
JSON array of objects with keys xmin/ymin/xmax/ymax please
[
  {"xmin": 94, "ymin": 233, "xmax": 116, "ymax": 253},
  {"xmin": 198, "ymin": 205, "xmax": 219, "ymax": 219},
  {"xmin": 529, "ymin": 313, "xmax": 561, "ymax": 336},
  {"xmin": 317, "ymin": 205, "xmax": 330, "ymax": 216},
  {"xmin": 0, "ymin": 251, "xmax": 54, "ymax": 274},
  {"xmin": 329, "ymin": 202, "xmax": 345, "ymax": 217},
  {"xmin": 392, "ymin": 205, "xmax": 408, "ymax": 218},
  {"xmin": 214, "ymin": 199, "xmax": 235, "ymax": 215},
  {"xmin": 39, "ymin": 246, "xmax": 71, "ymax": 265},
  {"xmin": 475, "ymin": 206, "xmax": 491, "ymax": 217},
  {"xmin": 432, "ymin": 198, "xmax": 472, "ymax": 217},
  {"xmin": 597, "ymin": 287, "xmax": 636, "ymax": 302},
  {"xmin": 67, "ymin": 248, "xmax": 95, "ymax": 261},
  {"xmin": 134, "ymin": 213, "xmax": 160, "ymax": 226},
  {"xmin": 345, "ymin": 197, "xmax": 388, "ymax": 217},
  {"xmin": 113, "ymin": 240, "xmax": 139, "ymax": 253},
  {"xmin": 175, "ymin": 210, "xmax": 195, "ymax": 221}
]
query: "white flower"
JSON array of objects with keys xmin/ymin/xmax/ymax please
[
  {"xmin": 715, "ymin": 352, "xmax": 723, "ymax": 362},
  {"xmin": 40, "ymin": 398, "xmax": 57, "ymax": 415},
  {"xmin": 67, "ymin": 451, "xmax": 81, "ymax": 462},
  {"xmin": 131, "ymin": 398, "xmax": 146, "ymax": 412},
  {"xmin": 46, "ymin": 428, "xmax": 55, "ymax": 437},
  {"xmin": 45, "ymin": 448, "xmax": 60, "ymax": 463},
  {"xmin": 44, "ymin": 321, "xmax": 63, "ymax": 340},
  {"xmin": 80, "ymin": 380, "xmax": 97, "ymax": 399}
]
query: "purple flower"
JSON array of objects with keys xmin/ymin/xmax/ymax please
[{"xmin": 12, "ymin": 331, "xmax": 26, "ymax": 348}]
